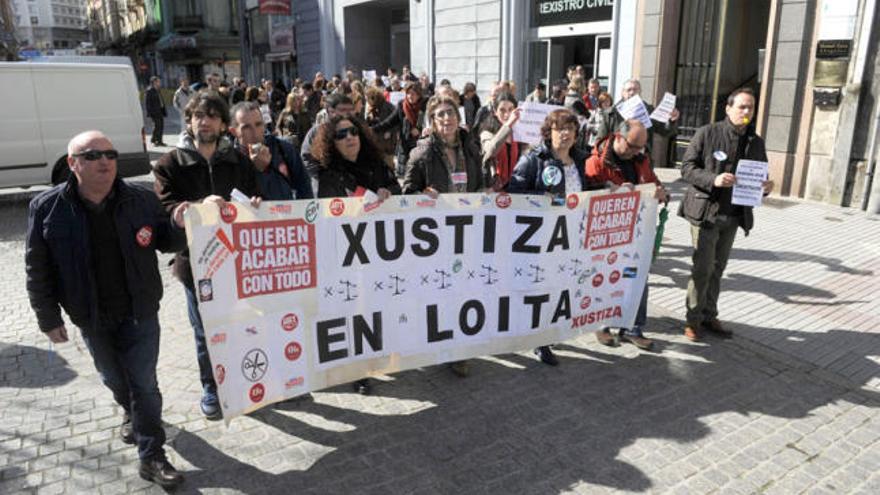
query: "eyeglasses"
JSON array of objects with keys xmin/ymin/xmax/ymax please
[
  {"xmin": 433, "ymin": 109, "xmax": 457, "ymax": 120},
  {"xmin": 72, "ymin": 149, "xmax": 119, "ymax": 161},
  {"xmin": 552, "ymin": 126, "xmax": 577, "ymax": 135},
  {"xmin": 334, "ymin": 126, "xmax": 360, "ymax": 140},
  {"xmin": 623, "ymin": 136, "xmax": 646, "ymax": 153}
]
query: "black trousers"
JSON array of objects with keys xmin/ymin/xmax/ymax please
[{"xmin": 150, "ymin": 116, "xmax": 164, "ymax": 144}]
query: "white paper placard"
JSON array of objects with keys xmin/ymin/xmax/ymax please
[
  {"xmin": 617, "ymin": 95, "xmax": 652, "ymax": 129},
  {"xmin": 512, "ymin": 101, "xmax": 558, "ymax": 144},
  {"xmin": 649, "ymin": 93, "xmax": 677, "ymax": 124},
  {"xmin": 732, "ymin": 160, "xmax": 769, "ymax": 207}
]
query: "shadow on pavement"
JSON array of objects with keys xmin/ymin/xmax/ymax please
[
  {"xmin": 167, "ymin": 327, "xmax": 879, "ymax": 494},
  {"xmin": 0, "ymin": 342, "xmax": 78, "ymax": 388},
  {"xmin": 652, "ymin": 244, "xmax": 873, "ymax": 305}
]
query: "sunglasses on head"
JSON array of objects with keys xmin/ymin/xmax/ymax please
[
  {"xmin": 334, "ymin": 126, "xmax": 359, "ymax": 140},
  {"xmin": 72, "ymin": 149, "xmax": 119, "ymax": 161}
]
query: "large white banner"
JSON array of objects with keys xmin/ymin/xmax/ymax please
[{"xmin": 185, "ymin": 188, "xmax": 658, "ymax": 420}]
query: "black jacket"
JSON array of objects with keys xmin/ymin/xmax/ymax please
[
  {"xmin": 153, "ymin": 136, "xmax": 260, "ymax": 286},
  {"xmin": 462, "ymin": 95, "xmax": 482, "ymax": 129},
  {"xmin": 371, "ymin": 100, "xmax": 425, "ymax": 162},
  {"xmin": 679, "ymin": 119, "xmax": 767, "ymax": 234},
  {"xmin": 507, "ymin": 142, "xmax": 593, "ymax": 195},
  {"xmin": 317, "ymin": 156, "xmax": 402, "ymax": 199},
  {"xmin": 145, "ymin": 86, "xmax": 166, "ymax": 119},
  {"xmin": 403, "ymin": 130, "xmax": 484, "ymax": 194},
  {"xmin": 26, "ymin": 177, "xmax": 185, "ymax": 332}
]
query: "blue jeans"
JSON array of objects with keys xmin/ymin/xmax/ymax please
[
  {"xmin": 620, "ymin": 283, "xmax": 649, "ymax": 338},
  {"xmin": 183, "ymin": 283, "xmax": 216, "ymax": 395},
  {"xmin": 80, "ymin": 314, "xmax": 165, "ymax": 460}
]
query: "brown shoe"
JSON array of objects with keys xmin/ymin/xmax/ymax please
[
  {"xmin": 684, "ymin": 324, "xmax": 701, "ymax": 342},
  {"xmin": 703, "ymin": 319, "xmax": 733, "ymax": 339},
  {"xmin": 620, "ymin": 334, "xmax": 654, "ymax": 351},
  {"xmin": 595, "ymin": 329, "xmax": 617, "ymax": 347}
]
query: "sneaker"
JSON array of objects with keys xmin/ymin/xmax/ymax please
[
  {"xmin": 702, "ymin": 319, "xmax": 733, "ymax": 338},
  {"xmin": 620, "ymin": 333, "xmax": 654, "ymax": 351},
  {"xmin": 120, "ymin": 413, "xmax": 135, "ymax": 445},
  {"xmin": 353, "ymin": 378, "xmax": 371, "ymax": 395},
  {"xmin": 200, "ymin": 391, "xmax": 222, "ymax": 421},
  {"xmin": 534, "ymin": 346, "xmax": 559, "ymax": 366},
  {"xmin": 139, "ymin": 456, "xmax": 184, "ymax": 489},
  {"xmin": 595, "ymin": 329, "xmax": 617, "ymax": 347},
  {"xmin": 449, "ymin": 360, "xmax": 470, "ymax": 377}
]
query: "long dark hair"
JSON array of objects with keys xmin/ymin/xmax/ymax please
[
  {"xmin": 312, "ymin": 115, "xmax": 387, "ymax": 169},
  {"xmin": 479, "ymin": 91, "xmax": 518, "ymax": 135}
]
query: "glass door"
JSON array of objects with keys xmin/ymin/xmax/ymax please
[{"xmin": 527, "ymin": 40, "xmax": 551, "ymax": 97}]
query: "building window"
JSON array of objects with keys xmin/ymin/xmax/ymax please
[{"xmin": 30, "ymin": 16, "xmax": 38, "ymax": 25}]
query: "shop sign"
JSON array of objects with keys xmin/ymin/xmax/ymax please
[
  {"xmin": 531, "ymin": 0, "xmax": 614, "ymax": 27},
  {"xmin": 816, "ymin": 39, "xmax": 851, "ymax": 59}
]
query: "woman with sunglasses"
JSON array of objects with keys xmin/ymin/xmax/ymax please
[
  {"xmin": 508, "ymin": 108, "xmax": 596, "ymax": 367},
  {"xmin": 313, "ymin": 115, "xmax": 401, "ymax": 201}
]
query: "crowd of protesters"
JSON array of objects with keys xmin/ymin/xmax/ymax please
[{"xmin": 27, "ymin": 62, "xmax": 774, "ymax": 488}]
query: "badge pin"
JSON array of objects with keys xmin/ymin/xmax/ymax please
[
  {"xmin": 135, "ymin": 226, "xmax": 153, "ymax": 247},
  {"xmin": 542, "ymin": 166, "xmax": 562, "ymax": 187},
  {"xmin": 713, "ymin": 150, "xmax": 728, "ymax": 162}
]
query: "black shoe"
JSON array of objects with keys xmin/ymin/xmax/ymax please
[
  {"xmin": 120, "ymin": 413, "xmax": 135, "ymax": 445},
  {"xmin": 200, "ymin": 391, "xmax": 223, "ymax": 421},
  {"xmin": 534, "ymin": 346, "xmax": 559, "ymax": 366},
  {"xmin": 156, "ymin": 142, "xmax": 168, "ymax": 147},
  {"xmin": 139, "ymin": 456, "xmax": 184, "ymax": 489},
  {"xmin": 353, "ymin": 378, "xmax": 371, "ymax": 395}
]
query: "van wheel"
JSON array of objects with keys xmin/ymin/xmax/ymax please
[{"xmin": 51, "ymin": 158, "xmax": 71, "ymax": 185}]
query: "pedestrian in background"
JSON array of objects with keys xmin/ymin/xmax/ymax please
[
  {"xmin": 563, "ymin": 75, "xmax": 588, "ymax": 118},
  {"xmin": 276, "ymin": 92, "xmax": 311, "ymax": 148},
  {"xmin": 371, "ymin": 81, "xmax": 426, "ymax": 177},
  {"xmin": 145, "ymin": 76, "xmax": 166, "ymax": 146},
  {"xmin": 525, "ymin": 82, "xmax": 547, "ymax": 103},
  {"xmin": 26, "ymin": 131, "xmax": 187, "ymax": 489},
  {"xmin": 593, "ymin": 78, "xmax": 679, "ymax": 155},
  {"xmin": 461, "ymin": 82, "xmax": 481, "ymax": 130},
  {"xmin": 172, "ymin": 77, "xmax": 192, "ymax": 134}
]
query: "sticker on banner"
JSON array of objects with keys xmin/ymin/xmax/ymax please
[
  {"xmin": 198, "ymin": 279, "xmax": 214, "ymax": 302},
  {"xmin": 220, "ymin": 204, "xmax": 238, "ymax": 223},
  {"xmin": 249, "ymin": 383, "xmax": 265, "ymax": 403},
  {"xmin": 281, "ymin": 313, "xmax": 299, "ymax": 331},
  {"xmin": 285, "ymin": 342, "xmax": 302, "ymax": 361},
  {"xmin": 242, "ymin": 349, "xmax": 268, "ymax": 382},
  {"xmin": 495, "ymin": 193, "xmax": 512, "ymax": 208}
]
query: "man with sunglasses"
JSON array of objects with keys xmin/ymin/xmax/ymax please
[
  {"xmin": 26, "ymin": 131, "xmax": 188, "ymax": 489},
  {"xmin": 153, "ymin": 92, "xmax": 260, "ymax": 421},
  {"xmin": 586, "ymin": 119, "xmax": 668, "ymax": 351}
]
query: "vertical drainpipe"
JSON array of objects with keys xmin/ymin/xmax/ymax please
[
  {"xmin": 426, "ymin": 0, "xmax": 435, "ymax": 82},
  {"xmin": 609, "ymin": 0, "xmax": 621, "ymax": 96},
  {"xmin": 500, "ymin": 0, "xmax": 510, "ymax": 83}
]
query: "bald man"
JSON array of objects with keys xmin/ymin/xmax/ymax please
[
  {"xmin": 25, "ymin": 131, "xmax": 186, "ymax": 488},
  {"xmin": 586, "ymin": 119, "xmax": 668, "ymax": 351}
]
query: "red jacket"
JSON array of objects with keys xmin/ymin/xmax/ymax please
[{"xmin": 585, "ymin": 134, "xmax": 661, "ymax": 187}]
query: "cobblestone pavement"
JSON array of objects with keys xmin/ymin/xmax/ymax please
[{"xmin": 1, "ymin": 172, "xmax": 879, "ymax": 494}]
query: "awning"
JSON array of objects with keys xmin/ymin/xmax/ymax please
[{"xmin": 265, "ymin": 51, "xmax": 295, "ymax": 62}]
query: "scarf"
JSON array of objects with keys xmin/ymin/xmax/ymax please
[
  {"xmin": 493, "ymin": 139, "xmax": 520, "ymax": 185},
  {"xmin": 402, "ymin": 97, "xmax": 420, "ymax": 128}
]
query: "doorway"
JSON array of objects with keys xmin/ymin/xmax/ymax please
[{"xmin": 527, "ymin": 33, "xmax": 613, "ymax": 96}]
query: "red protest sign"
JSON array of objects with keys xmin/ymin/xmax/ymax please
[
  {"xmin": 233, "ymin": 219, "xmax": 317, "ymax": 299},
  {"xmin": 584, "ymin": 191, "xmax": 640, "ymax": 251}
]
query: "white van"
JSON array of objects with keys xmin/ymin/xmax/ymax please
[{"xmin": 0, "ymin": 62, "xmax": 150, "ymax": 188}]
